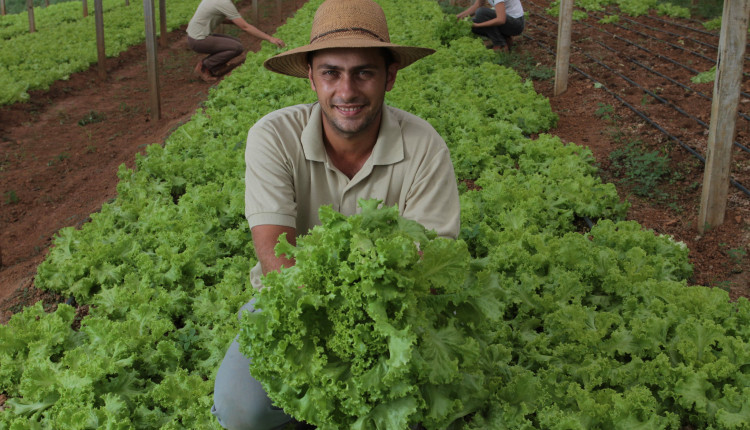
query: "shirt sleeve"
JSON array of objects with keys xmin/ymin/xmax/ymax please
[
  {"xmin": 216, "ymin": 0, "xmax": 241, "ymax": 20},
  {"xmin": 244, "ymin": 116, "xmax": 298, "ymax": 229},
  {"xmin": 402, "ymin": 144, "xmax": 461, "ymax": 240}
]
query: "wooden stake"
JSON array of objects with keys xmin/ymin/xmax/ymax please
[
  {"xmin": 143, "ymin": 0, "xmax": 161, "ymax": 120},
  {"xmin": 252, "ymin": 0, "xmax": 258, "ymax": 24},
  {"xmin": 82, "ymin": 0, "xmax": 88, "ymax": 17},
  {"xmin": 554, "ymin": 0, "xmax": 573, "ymax": 96},
  {"xmin": 159, "ymin": 0, "xmax": 167, "ymax": 47},
  {"xmin": 698, "ymin": 0, "xmax": 750, "ymax": 233},
  {"xmin": 95, "ymin": 0, "xmax": 106, "ymax": 79},
  {"xmin": 1, "ymin": 0, "xmax": 6, "ymax": 16},
  {"xmin": 27, "ymin": 0, "xmax": 35, "ymax": 33}
]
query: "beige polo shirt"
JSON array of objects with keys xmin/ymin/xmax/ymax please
[
  {"xmin": 186, "ymin": 0, "xmax": 241, "ymax": 40},
  {"xmin": 244, "ymin": 103, "xmax": 460, "ymax": 240}
]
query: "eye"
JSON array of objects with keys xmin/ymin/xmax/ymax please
[
  {"xmin": 358, "ymin": 70, "xmax": 375, "ymax": 79},
  {"xmin": 321, "ymin": 70, "xmax": 339, "ymax": 79}
]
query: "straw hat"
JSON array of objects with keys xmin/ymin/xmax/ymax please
[{"xmin": 263, "ymin": 0, "xmax": 435, "ymax": 78}]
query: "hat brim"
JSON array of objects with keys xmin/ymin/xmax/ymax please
[{"xmin": 263, "ymin": 39, "xmax": 435, "ymax": 78}]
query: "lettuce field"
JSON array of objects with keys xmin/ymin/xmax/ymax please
[{"xmin": 1, "ymin": 0, "xmax": 750, "ymax": 428}]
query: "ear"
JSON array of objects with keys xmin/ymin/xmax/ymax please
[
  {"xmin": 308, "ymin": 65, "xmax": 316, "ymax": 91},
  {"xmin": 385, "ymin": 63, "xmax": 399, "ymax": 92}
]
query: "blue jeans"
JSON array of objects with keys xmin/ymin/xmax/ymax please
[
  {"xmin": 211, "ymin": 300, "xmax": 294, "ymax": 430},
  {"xmin": 472, "ymin": 7, "xmax": 525, "ymax": 48}
]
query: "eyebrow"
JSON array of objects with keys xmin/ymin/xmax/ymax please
[{"xmin": 314, "ymin": 62, "xmax": 381, "ymax": 71}]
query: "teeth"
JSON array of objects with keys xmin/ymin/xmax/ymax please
[{"xmin": 338, "ymin": 107, "xmax": 360, "ymax": 112}]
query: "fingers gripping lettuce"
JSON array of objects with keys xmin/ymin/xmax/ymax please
[{"xmin": 238, "ymin": 199, "xmax": 505, "ymax": 430}]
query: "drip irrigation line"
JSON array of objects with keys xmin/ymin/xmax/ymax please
[
  {"xmin": 643, "ymin": 14, "xmax": 718, "ymax": 39},
  {"xmin": 582, "ymin": 43, "xmax": 750, "ymax": 155},
  {"xmin": 521, "ymin": 32, "xmax": 750, "ymax": 199},
  {"xmin": 642, "ymin": 13, "xmax": 750, "ymax": 53},
  {"xmin": 587, "ymin": 37, "xmax": 712, "ymax": 101},
  {"xmin": 526, "ymin": 20, "xmax": 750, "ymax": 155},
  {"xmin": 617, "ymin": 14, "xmax": 729, "ymax": 58},
  {"xmin": 522, "ymin": 31, "xmax": 705, "ymax": 161},
  {"xmin": 528, "ymin": 7, "xmax": 750, "ymax": 100},
  {"xmin": 588, "ymin": 38, "xmax": 750, "ymax": 124},
  {"xmin": 527, "ymin": 8, "xmax": 701, "ymax": 78},
  {"xmin": 588, "ymin": 11, "xmax": 719, "ymax": 66}
]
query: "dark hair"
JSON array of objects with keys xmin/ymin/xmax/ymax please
[{"xmin": 307, "ymin": 47, "xmax": 396, "ymax": 70}]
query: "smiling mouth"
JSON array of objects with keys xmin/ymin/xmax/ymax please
[{"xmin": 334, "ymin": 104, "xmax": 365, "ymax": 115}]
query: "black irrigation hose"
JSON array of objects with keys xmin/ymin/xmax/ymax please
[
  {"xmin": 643, "ymin": 13, "xmax": 718, "ymax": 39},
  {"xmin": 521, "ymin": 32, "xmax": 750, "ymax": 199},
  {"xmin": 528, "ymin": 7, "xmax": 750, "ymax": 100},
  {"xmin": 588, "ymin": 38, "xmax": 750, "ymax": 124},
  {"xmin": 527, "ymin": 8, "xmax": 701, "ymax": 77},
  {"xmin": 525, "ymin": 20, "xmax": 750, "ymax": 155},
  {"xmin": 616, "ymin": 14, "xmax": 732, "ymax": 58},
  {"xmin": 587, "ymin": 36, "xmax": 712, "ymax": 100},
  {"xmin": 563, "ymin": 21, "xmax": 750, "ymax": 124},
  {"xmin": 588, "ymin": 11, "xmax": 719, "ymax": 66},
  {"xmin": 643, "ymin": 13, "xmax": 750, "ymax": 52}
]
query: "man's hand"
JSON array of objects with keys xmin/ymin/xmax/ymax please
[{"xmin": 251, "ymin": 224, "xmax": 296, "ymax": 275}]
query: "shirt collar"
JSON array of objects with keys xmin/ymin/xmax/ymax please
[{"xmin": 301, "ymin": 103, "xmax": 405, "ymax": 166}]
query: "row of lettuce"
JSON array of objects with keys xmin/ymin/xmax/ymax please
[
  {"xmin": 2, "ymin": 0, "xmax": 749, "ymax": 428},
  {"xmin": 0, "ymin": 0, "xmax": 200, "ymax": 106}
]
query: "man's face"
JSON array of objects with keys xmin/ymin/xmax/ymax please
[{"xmin": 308, "ymin": 48, "xmax": 398, "ymax": 141}]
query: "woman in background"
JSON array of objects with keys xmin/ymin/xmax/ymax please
[{"xmin": 457, "ymin": 0, "xmax": 524, "ymax": 52}]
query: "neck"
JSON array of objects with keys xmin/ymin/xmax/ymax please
[
  {"xmin": 322, "ymin": 113, "xmax": 381, "ymax": 179},
  {"xmin": 324, "ymin": 134, "xmax": 376, "ymax": 179}
]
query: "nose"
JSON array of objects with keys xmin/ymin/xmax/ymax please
[{"xmin": 337, "ymin": 73, "xmax": 357, "ymax": 100}]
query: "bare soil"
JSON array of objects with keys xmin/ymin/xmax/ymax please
[{"xmin": 1, "ymin": 0, "xmax": 748, "ymax": 326}]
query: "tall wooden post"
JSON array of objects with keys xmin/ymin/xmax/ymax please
[
  {"xmin": 1, "ymin": 0, "xmax": 5, "ymax": 15},
  {"xmin": 143, "ymin": 0, "xmax": 161, "ymax": 120},
  {"xmin": 95, "ymin": 0, "xmax": 106, "ymax": 79},
  {"xmin": 554, "ymin": 0, "xmax": 574, "ymax": 96},
  {"xmin": 82, "ymin": 0, "xmax": 88, "ymax": 17},
  {"xmin": 27, "ymin": 0, "xmax": 36, "ymax": 33},
  {"xmin": 698, "ymin": 0, "xmax": 750, "ymax": 233},
  {"xmin": 158, "ymin": 0, "xmax": 167, "ymax": 47}
]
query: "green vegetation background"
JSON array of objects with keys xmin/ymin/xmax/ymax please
[{"xmin": 1, "ymin": 0, "xmax": 725, "ymax": 18}]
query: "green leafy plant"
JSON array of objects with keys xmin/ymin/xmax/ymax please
[
  {"xmin": 594, "ymin": 102, "xmax": 616, "ymax": 121},
  {"xmin": 703, "ymin": 17, "xmax": 722, "ymax": 31},
  {"xmin": 4, "ymin": 190, "xmax": 19, "ymax": 204},
  {"xmin": 47, "ymin": 152, "xmax": 70, "ymax": 166},
  {"xmin": 656, "ymin": 3, "xmax": 691, "ymax": 18},
  {"xmin": 692, "ymin": 66, "xmax": 716, "ymax": 84},
  {"xmin": 241, "ymin": 200, "xmax": 502, "ymax": 429},
  {"xmin": 609, "ymin": 139, "xmax": 670, "ymax": 197},
  {"xmin": 78, "ymin": 111, "xmax": 106, "ymax": 126},
  {"xmin": 497, "ymin": 51, "xmax": 555, "ymax": 81},
  {"xmin": 598, "ymin": 14, "xmax": 620, "ymax": 24}
]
